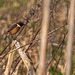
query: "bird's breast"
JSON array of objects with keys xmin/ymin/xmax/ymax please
[{"xmin": 10, "ymin": 26, "xmax": 20, "ymax": 35}]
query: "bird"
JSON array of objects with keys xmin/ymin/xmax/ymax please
[{"xmin": 4, "ymin": 22, "xmax": 24, "ymax": 40}]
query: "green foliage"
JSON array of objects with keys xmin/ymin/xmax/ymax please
[
  {"xmin": 56, "ymin": 0, "xmax": 61, "ymax": 4},
  {"xmin": 0, "ymin": 37, "xmax": 3, "ymax": 42},
  {"xmin": 50, "ymin": 66, "xmax": 63, "ymax": 75},
  {"xmin": 52, "ymin": 45, "xmax": 57, "ymax": 55},
  {"xmin": 30, "ymin": 22, "xmax": 38, "ymax": 31},
  {"xmin": 0, "ymin": 37, "xmax": 3, "ymax": 52},
  {"xmin": 56, "ymin": 71, "xmax": 63, "ymax": 75},
  {"xmin": 0, "ymin": 0, "xmax": 4, "ymax": 8},
  {"xmin": 15, "ymin": 0, "xmax": 28, "ymax": 6},
  {"xmin": 30, "ymin": 23, "xmax": 35, "ymax": 29},
  {"xmin": 0, "ymin": 47, "xmax": 2, "ymax": 52},
  {"xmin": 23, "ymin": 0, "xmax": 28, "ymax": 5},
  {"xmin": 50, "ymin": 66, "xmax": 55, "ymax": 75},
  {"xmin": 71, "ymin": 69, "xmax": 74, "ymax": 75}
]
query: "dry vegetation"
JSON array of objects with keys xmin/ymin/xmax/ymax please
[{"xmin": 0, "ymin": 0, "xmax": 75, "ymax": 75}]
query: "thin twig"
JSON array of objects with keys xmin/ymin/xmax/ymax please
[
  {"xmin": 2, "ymin": 24, "xmax": 67, "ymax": 55},
  {"xmin": 25, "ymin": 27, "xmax": 41, "ymax": 53},
  {"xmin": 46, "ymin": 32, "xmax": 67, "ymax": 70}
]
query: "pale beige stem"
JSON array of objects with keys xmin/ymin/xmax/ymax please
[
  {"xmin": 38, "ymin": 0, "xmax": 50, "ymax": 75},
  {"xmin": 12, "ymin": 60, "xmax": 22, "ymax": 75},
  {"xmin": 4, "ymin": 42, "xmax": 15, "ymax": 75},
  {"xmin": 13, "ymin": 40, "xmax": 35, "ymax": 75},
  {"xmin": 65, "ymin": 0, "xmax": 75, "ymax": 75}
]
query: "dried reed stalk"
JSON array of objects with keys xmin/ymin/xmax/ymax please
[
  {"xmin": 13, "ymin": 40, "xmax": 35, "ymax": 75},
  {"xmin": 12, "ymin": 60, "xmax": 22, "ymax": 75},
  {"xmin": 4, "ymin": 42, "xmax": 15, "ymax": 75},
  {"xmin": 65, "ymin": 0, "xmax": 75, "ymax": 75},
  {"xmin": 38, "ymin": 0, "xmax": 50, "ymax": 75}
]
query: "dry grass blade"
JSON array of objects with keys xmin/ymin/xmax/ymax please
[
  {"xmin": 13, "ymin": 40, "xmax": 35, "ymax": 74},
  {"xmin": 12, "ymin": 60, "xmax": 22, "ymax": 75},
  {"xmin": 4, "ymin": 42, "xmax": 15, "ymax": 75}
]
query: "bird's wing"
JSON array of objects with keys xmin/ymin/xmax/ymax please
[{"xmin": 7, "ymin": 24, "xmax": 17, "ymax": 32}]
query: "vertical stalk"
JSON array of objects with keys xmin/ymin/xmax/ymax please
[
  {"xmin": 65, "ymin": 0, "xmax": 74, "ymax": 75},
  {"xmin": 39, "ymin": 0, "xmax": 50, "ymax": 75}
]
